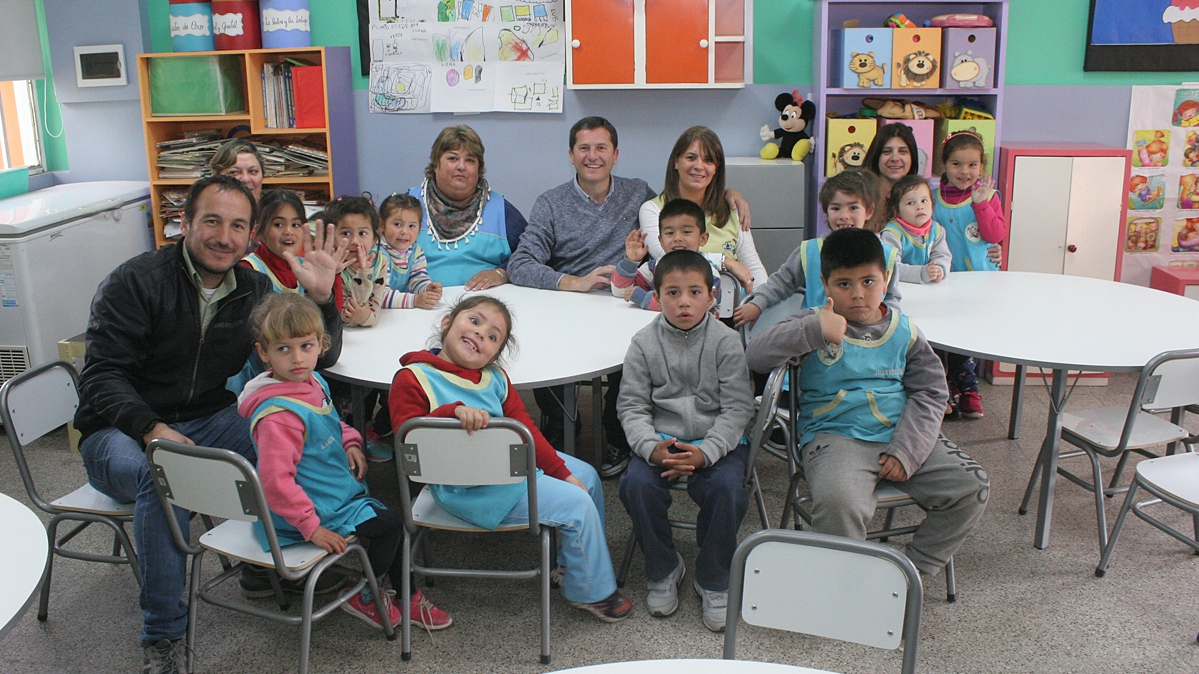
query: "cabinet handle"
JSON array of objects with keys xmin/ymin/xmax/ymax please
[
  {"xmin": 572, "ymin": 39, "xmax": 581, "ymax": 48},
  {"xmin": 699, "ymin": 39, "xmax": 709, "ymax": 48},
  {"xmin": 1067, "ymin": 244, "xmax": 1077, "ymax": 253}
]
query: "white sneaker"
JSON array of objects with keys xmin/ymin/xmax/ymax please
[
  {"xmin": 645, "ymin": 553, "xmax": 685, "ymax": 617},
  {"xmin": 693, "ymin": 580, "xmax": 728, "ymax": 632}
]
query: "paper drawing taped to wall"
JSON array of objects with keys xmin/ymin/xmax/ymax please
[{"xmin": 369, "ymin": 63, "xmax": 432, "ymax": 113}]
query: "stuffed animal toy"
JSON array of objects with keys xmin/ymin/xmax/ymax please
[{"xmin": 760, "ymin": 91, "xmax": 816, "ymax": 160}]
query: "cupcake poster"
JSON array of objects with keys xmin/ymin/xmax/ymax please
[{"xmin": 1125, "ymin": 85, "xmax": 1199, "ymax": 286}]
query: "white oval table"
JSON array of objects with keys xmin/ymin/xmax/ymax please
[
  {"xmin": 550, "ymin": 659, "xmax": 833, "ymax": 674},
  {"xmin": 0, "ymin": 492, "xmax": 49, "ymax": 640},
  {"xmin": 901, "ymin": 271, "xmax": 1199, "ymax": 549},
  {"xmin": 322, "ymin": 284, "xmax": 657, "ymax": 462}
]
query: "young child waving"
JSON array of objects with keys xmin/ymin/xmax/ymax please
[
  {"xmin": 239, "ymin": 292, "xmax": 451, "ymax": 632},
  {"xmin": 389, "ymin": 296, "xmax": 632, "ymax": 623}
]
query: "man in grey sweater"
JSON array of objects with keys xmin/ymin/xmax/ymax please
[
  {"xmin": 743, "ymin": 228, "xmax": 987, "ymax": 577},
  {"xmin": 617, "ymin": 251, "xmax": 754, "ymax": 632}
]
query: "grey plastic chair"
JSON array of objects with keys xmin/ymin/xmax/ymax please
[
  {"xmin": 0, "ymin": 360, "xmax": 139, "ymax": 622},
  {"xmin": 777, "ymin": 361, "xmax": 958, "ymax": 602},
  {"xmin": 1018, "ymin": 349, "xmax": 1199, "ymax": 559},
  {"xmin": 614, "ymin": 365, "xmax": 782, "ymax": 587},
  {"xmin": 395, "ymin": 417, "xmax": 551, "ymax": 664},
  {"xmin": 1095, "ymin": 449, "xmax": 1199, "ymax": 577},
  {"xmin": 716, "ymin": 270, "xmax": 743, "ymax": 319},
  {"xmin": 724, "ymin": 529, "xmax": 922, "ymax": 674},
  {"xmin": 146, "ymin": 440, "xmax": 394, "ymax": 674}
]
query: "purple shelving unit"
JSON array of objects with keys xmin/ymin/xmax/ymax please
[{"xmin": 810, "ymin": 0, "xmax": 1010, "ymax": 236}]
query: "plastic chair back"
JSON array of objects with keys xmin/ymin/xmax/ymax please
[
  {"xmin": 724, "ymin": 529, "xmax": 922, "ymax": 674},
  {"xmin": 1, "ymin": 361, "xmax": 82, "ymax": 508},
  {"xmin": 717, "ymin": 271, "xmax": 742, "ymax": 319},
  {"xmin": 148, "ymin": 441, "xmax": 263, "ymax": 522},
  {"xmin": 741, "ymin": 293, "xmax": 807, "ymax": 345},
  {"xmin": 398, "ymin": 417, "xmax": 535, "ymax": 486},
  {"xmin": 1138, "ymin": 349, "xmax": 1199, "ymax": 412}
]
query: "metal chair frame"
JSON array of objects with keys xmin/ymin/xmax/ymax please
[
  {"xmin": 146, "ymin": 440, "xmax": 393, "ymax": 674},
  {"xmin": 723, "ymin": 529, "xmax": 922, "ymax": 674},
  {"xmin": 0, "ymin": 360, "xmax": 140, "ymax": 622},
  {"xmin": 395, "ymin": 417, "xmax": 551, "ymax": 664}
]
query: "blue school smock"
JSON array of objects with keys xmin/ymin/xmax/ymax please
[
  {"xmin": 934, "ymin": 189, "xmax": 999, "ymax": 271},
  {"xmin": 882, "ymin": 220, "xmax": 946, "ymax": 266}
]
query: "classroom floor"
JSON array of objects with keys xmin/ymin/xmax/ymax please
[{"xmin": 1, "ymin": 374, "xmax": 1197, "ymax": 674}]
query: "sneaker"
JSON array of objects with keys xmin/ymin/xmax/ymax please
[
  {"xmin": 958, "ymin": 391, "xmax": 985, "ymax": 419},
  {"xmin": 550, "ymin": 564, "xmax": 565, "ymax": 589},
  {"xmin": 239, "ymin": 566, "xmax": 348, "ymax": 598},
  {"xmin": 598, "ymin": 445, "xmax": 631, "ymax": 479},
  {"xmin": 646, "ymin": 553, "xmax": 686, "ymax": 617},
  {"xmin": 410, "ymin": 589, "xmax": 453, "ymax": 630},
  {"xmin": 363, "ymin": 430, "xmax": 395, "ymax": 462},
  {"xmin": 342, "ymin": 590, "xmax": 401, "ymax": 630},
  {"xmin": 572, "ymin": 591, "xmax": 633, "ymax": 623},
  {"xmin": 693, "ymin": 580, "xmax": 728, "ymax": 633},
  {"xmin": 944, "ymin": 381, "xmax": 960, "ymax": 418},
  {"xmin": 142, "ymin": 638, "xmax": 185, "ymax": 674}
]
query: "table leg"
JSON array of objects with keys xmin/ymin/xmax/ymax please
[
  {"xmin": 1033, "ymin": 368, "xmax": 1068, "ymax": 550},
  {"xmin": 563, "ymin": 384, "xmax": 576, "ymax": 457},
  {"xmin": 593, "ymin": 377, "xmax": 603, "ymax": 467},
  {"xmin": 350, "ymin": 385, "xmax": 367, "ymax": 436},
  {"xmin": 1008, "ymin": 364, "xmax": 1026, "ymax": 440}
]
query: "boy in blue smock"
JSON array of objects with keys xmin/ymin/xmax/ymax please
[{"xmin": 744, "ymin": 228, "xmax": 989, "ymax": 577}]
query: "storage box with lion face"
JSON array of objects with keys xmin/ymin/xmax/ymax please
[
  {"xmin": 892, "ymin": 28, "xmax": 942, "ymax": 90},
  {"xmin": 826, "ymin": 118, "xmax": 877, "ymax": 177}
]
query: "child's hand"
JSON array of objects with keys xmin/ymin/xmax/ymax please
[
  {"xmin": 819, "ymin": 298, "xmax": 847, "ymax": 345},
  {"xmin": 454, "ymin": 405, "xmax": 490, "ymax": 433},
  {"xmin": 624, "ymin": 229, "xmax": 649, "ymax": 262},
  {"xmin": 342, "ymin": 296, "xmax": 372, "ymax": 325},
  {"xmin": 649, "ymin": 438, "xmax": 704, "ymax": 480},
  {"xmin": 415, "ymin": 282, "xmax": 442, "ymax": 309},
  {"xmin": 623, "ymin": 286, "xmax": 634, "ymax": 302},
  {"xmin": 346, "ymin": 444, "xmax": 368, "ymax": 478},
  {"xmin": 310, "ymin": 525, "xmax": 347, "ymax": 554},
  {"xmin": 986, "ymin": 244, "xmax": 1003, "ymax": 266},
  {"xmin": 926, "ymin": 263, "xmax": 944, "ymax": 283},
  {"xmin": 878, "ymin": 454, "xmax": 908, "ymax": 482},
  {"xmin": 972, "ymin": 174, "xmax": 996, "ymax": 204},
  {"xmin": 724, "ymin": 258, "xmax": 754, "ymax": 294},
  {"xmin": 564, "ymin": 475, "xmax": 588, "ymax": 492},
  {"xmin": 732, "ymin": 302, "xmax": 761, "ymax": 328}
]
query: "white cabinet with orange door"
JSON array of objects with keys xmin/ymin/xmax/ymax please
[{"xmin": 567, "ymin": 0, "xmax": 750, "ymax": 88}]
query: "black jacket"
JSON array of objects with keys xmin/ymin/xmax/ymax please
[{"xmin": 74, "ymin": 241, "xmax": 343, "ymax": 444}]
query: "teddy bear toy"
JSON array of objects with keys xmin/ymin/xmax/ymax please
[{"xmin": 760, "ymin": 91, "xmax": 816, "ymax": 160}]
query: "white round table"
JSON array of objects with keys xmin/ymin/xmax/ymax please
[
  {"xmin": 0, "ymin": 492, "xmax": 49, "ymax": 640},
  {"xmin": 901, "ymin": 271, "xmax": 1199, "ymax": 549},
  {"xmin": 550, "ymin": 659, "xmax": 833, "ymax": 674},
  {"xmin": 322, "ymin": 284, "xmax": 656, "ymax": 461}
]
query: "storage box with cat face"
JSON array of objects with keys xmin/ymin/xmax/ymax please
[
  {"xmin": 933, "ymin": 119, "xmax": 996, "ymax": 176},
  {"xmin": 880, "ymin": 118, "xmax": 935, "ymax": 179},
  {"xmin": 941, "ymin": 28, "xmax": 996, "ymax": 89},
  {"xmin": 826, "ymin": 118, "xmax": 877, "ymax": 177},
  {"xmin": 892, "ymin": 28, "xmax": 942, "ymax": 90},
  {"xmin": 830, "ymin": 27, "xmax": 892, "ymax": 89}
]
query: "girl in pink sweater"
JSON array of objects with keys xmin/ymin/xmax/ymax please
[{"xmin": 238, "ymin": 293, "xmax": 451, "ymax": 631}]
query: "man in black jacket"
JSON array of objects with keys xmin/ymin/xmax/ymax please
[{"xmin": 74, "ymin": 175, "xmax": 346, "ymax": 673}]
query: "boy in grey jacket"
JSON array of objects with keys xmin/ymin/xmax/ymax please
[
  {"xmin": 743, "ymin": 228, "xmax": 988, "ymax": 577},
  {"xmin": 617, "ymin": 250, "xmax": 755, "ymax": 633}
]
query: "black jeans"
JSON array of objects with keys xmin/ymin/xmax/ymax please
[{"xmin": 354, "ymin": 505, "xmax": 404, "ymax": 583}]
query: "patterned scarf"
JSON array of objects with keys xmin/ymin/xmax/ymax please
[{"xmin": 422, "ymin": 177, "xmax": 490, "ymax": 247}]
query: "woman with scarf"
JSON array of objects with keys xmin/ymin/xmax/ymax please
[{"xmin": 408, "ymin": 125, "xmax": 528, "ymax": 289}]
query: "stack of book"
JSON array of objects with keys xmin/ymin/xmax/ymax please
[
  {"xmin": 262, "ymin": 59, "xmax": 326, "ymax": 129},
  {"xmin": 155, "ymin": 137, "xmax": 329, "ymax": 180},
  {"xmin": 156, "ymin": 131, "xmax": 224, "ymax": 180},
  {"xmin": 159, "ymin": 187, "xmax": 190, "ymax": 239}
]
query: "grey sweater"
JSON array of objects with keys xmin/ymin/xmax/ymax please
[
  {"xmin": 878, "ymin": 220, "xmax": 953, "ymax": 284},
  {"xmin": 618, "ymin": 313, "xmax": 755, "ymax": 467},
  {"xmin": 508, "ymin": 175, "xmax": 656, "ymax": 290},
  {"xmin": 745, "ymin": 238, "xmax": 903, "ymax": 313},
  {"xmin": 743, "ymin": 308, "xmax": 948, "ymax": 477}
]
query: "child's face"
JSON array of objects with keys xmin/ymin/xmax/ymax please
[
  {"xmin": 258, "ymin": 205, "xmax": 307, "ymax": 258},
  {"xmin": 945, "ymin": 147, "xmax": 984, "ymax": 191},
  {"xmin": 381, "ymin": 207, "xmax": 421, "ymax": 251},
  {"xmin": 822, "ymin": 262, "xmax": 886, "ymax": 325},
  {"xmin": 336, "ymin": 214, "xmax": 376, "ymax": 258},
  {"xmin": 438, "ymin": 304, "xmax": 509, "ymax": 371},
  {"xmin": 658, "ymin": 215, "xmax": 709, "ymax": 252},
  {"xmin": 256, "ymin": 333, "xmax": 321, "ymax": 384},
  {"xmin": 897, "ymin": 185, "xmax": 933, "ymax": 226},
  {"xmin": 825, "ymin": 190, "xmax": 873, "ymax": 230},
  {"xmin": 654, "ymin": 268, "xmax": 715, "ymax": 331}
]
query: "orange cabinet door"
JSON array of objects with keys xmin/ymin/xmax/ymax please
[
  {"xmin": 645, "ymin": 0, "xmax": 709, "ymax": 84},
  {"xmin": 570, "ymin": 0, "xmax": 636, "ymax": 85}
]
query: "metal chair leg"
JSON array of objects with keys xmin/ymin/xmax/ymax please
[
  {"xmin": 540, "ymin": 529, "xmax": 551, "ymax": 665},
  {"xmin": 945, "ymin": 557, "xmax": 957, "ymax": 603},
  {"xmin": 752, "ymin": 470, "xmax": 770, "ymax": 530},
  {"xmin": 38, "ymin": 519, "xmax": 61, "ymax": 621},
  {"xmin": 879, "ymin": 508, "xmax": 897, "ymax": 543},
  {"xmin": 1097, "ymin": 480, "xmax": 1140, "ymax": 577},
  {"xmin": 1018, "ymin": 457, "xmax": 1043, "ymax": 516},
  {"xmin": 401, "ymin": 530, "xmax": 411, "ymax": 661},
  {"xmin": 1085, "ymin": 449, "xmax": 1109, "ymax": 555},
  {"xmin": 616, "ymin": 535, "xmax": 637, "ymax": 587}
]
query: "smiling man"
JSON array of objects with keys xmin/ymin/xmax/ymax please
[{"xmin": 73, "ymin": 175, "xmax": 346, "ymax": 674}]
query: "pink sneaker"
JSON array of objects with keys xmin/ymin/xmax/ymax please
[
  {"xmin": 341, "ymin": 591, "xmax": 400, "ymax": 629},
  {"xmin": 410, "ymin": 590, "xmax": 453, "ymax": 630},
  {"xmin": 958, "ymin": 391, "xmax": 985, "ymax": 419}
]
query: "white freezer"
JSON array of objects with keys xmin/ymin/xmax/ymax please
[{"xmin": 0, "ymin": 181, "xmax": 154, "ymax": 381}]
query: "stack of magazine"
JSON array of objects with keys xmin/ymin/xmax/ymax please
[{"xmin": 156, "ymin": 136, "xmax": 329, "ymax": 180}]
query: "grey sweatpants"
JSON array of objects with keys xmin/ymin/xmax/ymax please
[{"xmin": 801, "ymin": 433, "xmax": 989, "ymax": 576}]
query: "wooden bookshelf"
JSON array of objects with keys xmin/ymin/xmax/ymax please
[{"xmin": 137, "ymin": 46, "xmax": 358, "ymax": 247}]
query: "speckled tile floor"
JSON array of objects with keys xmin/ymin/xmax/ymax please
[{"xmin": 2, "ymin": 374, "xmax": 1197, "ymax": 674}]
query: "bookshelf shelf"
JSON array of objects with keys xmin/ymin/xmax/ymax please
[{"xmin": 137, "ymin": 46, "xmax": 358, "ymax": 248}]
